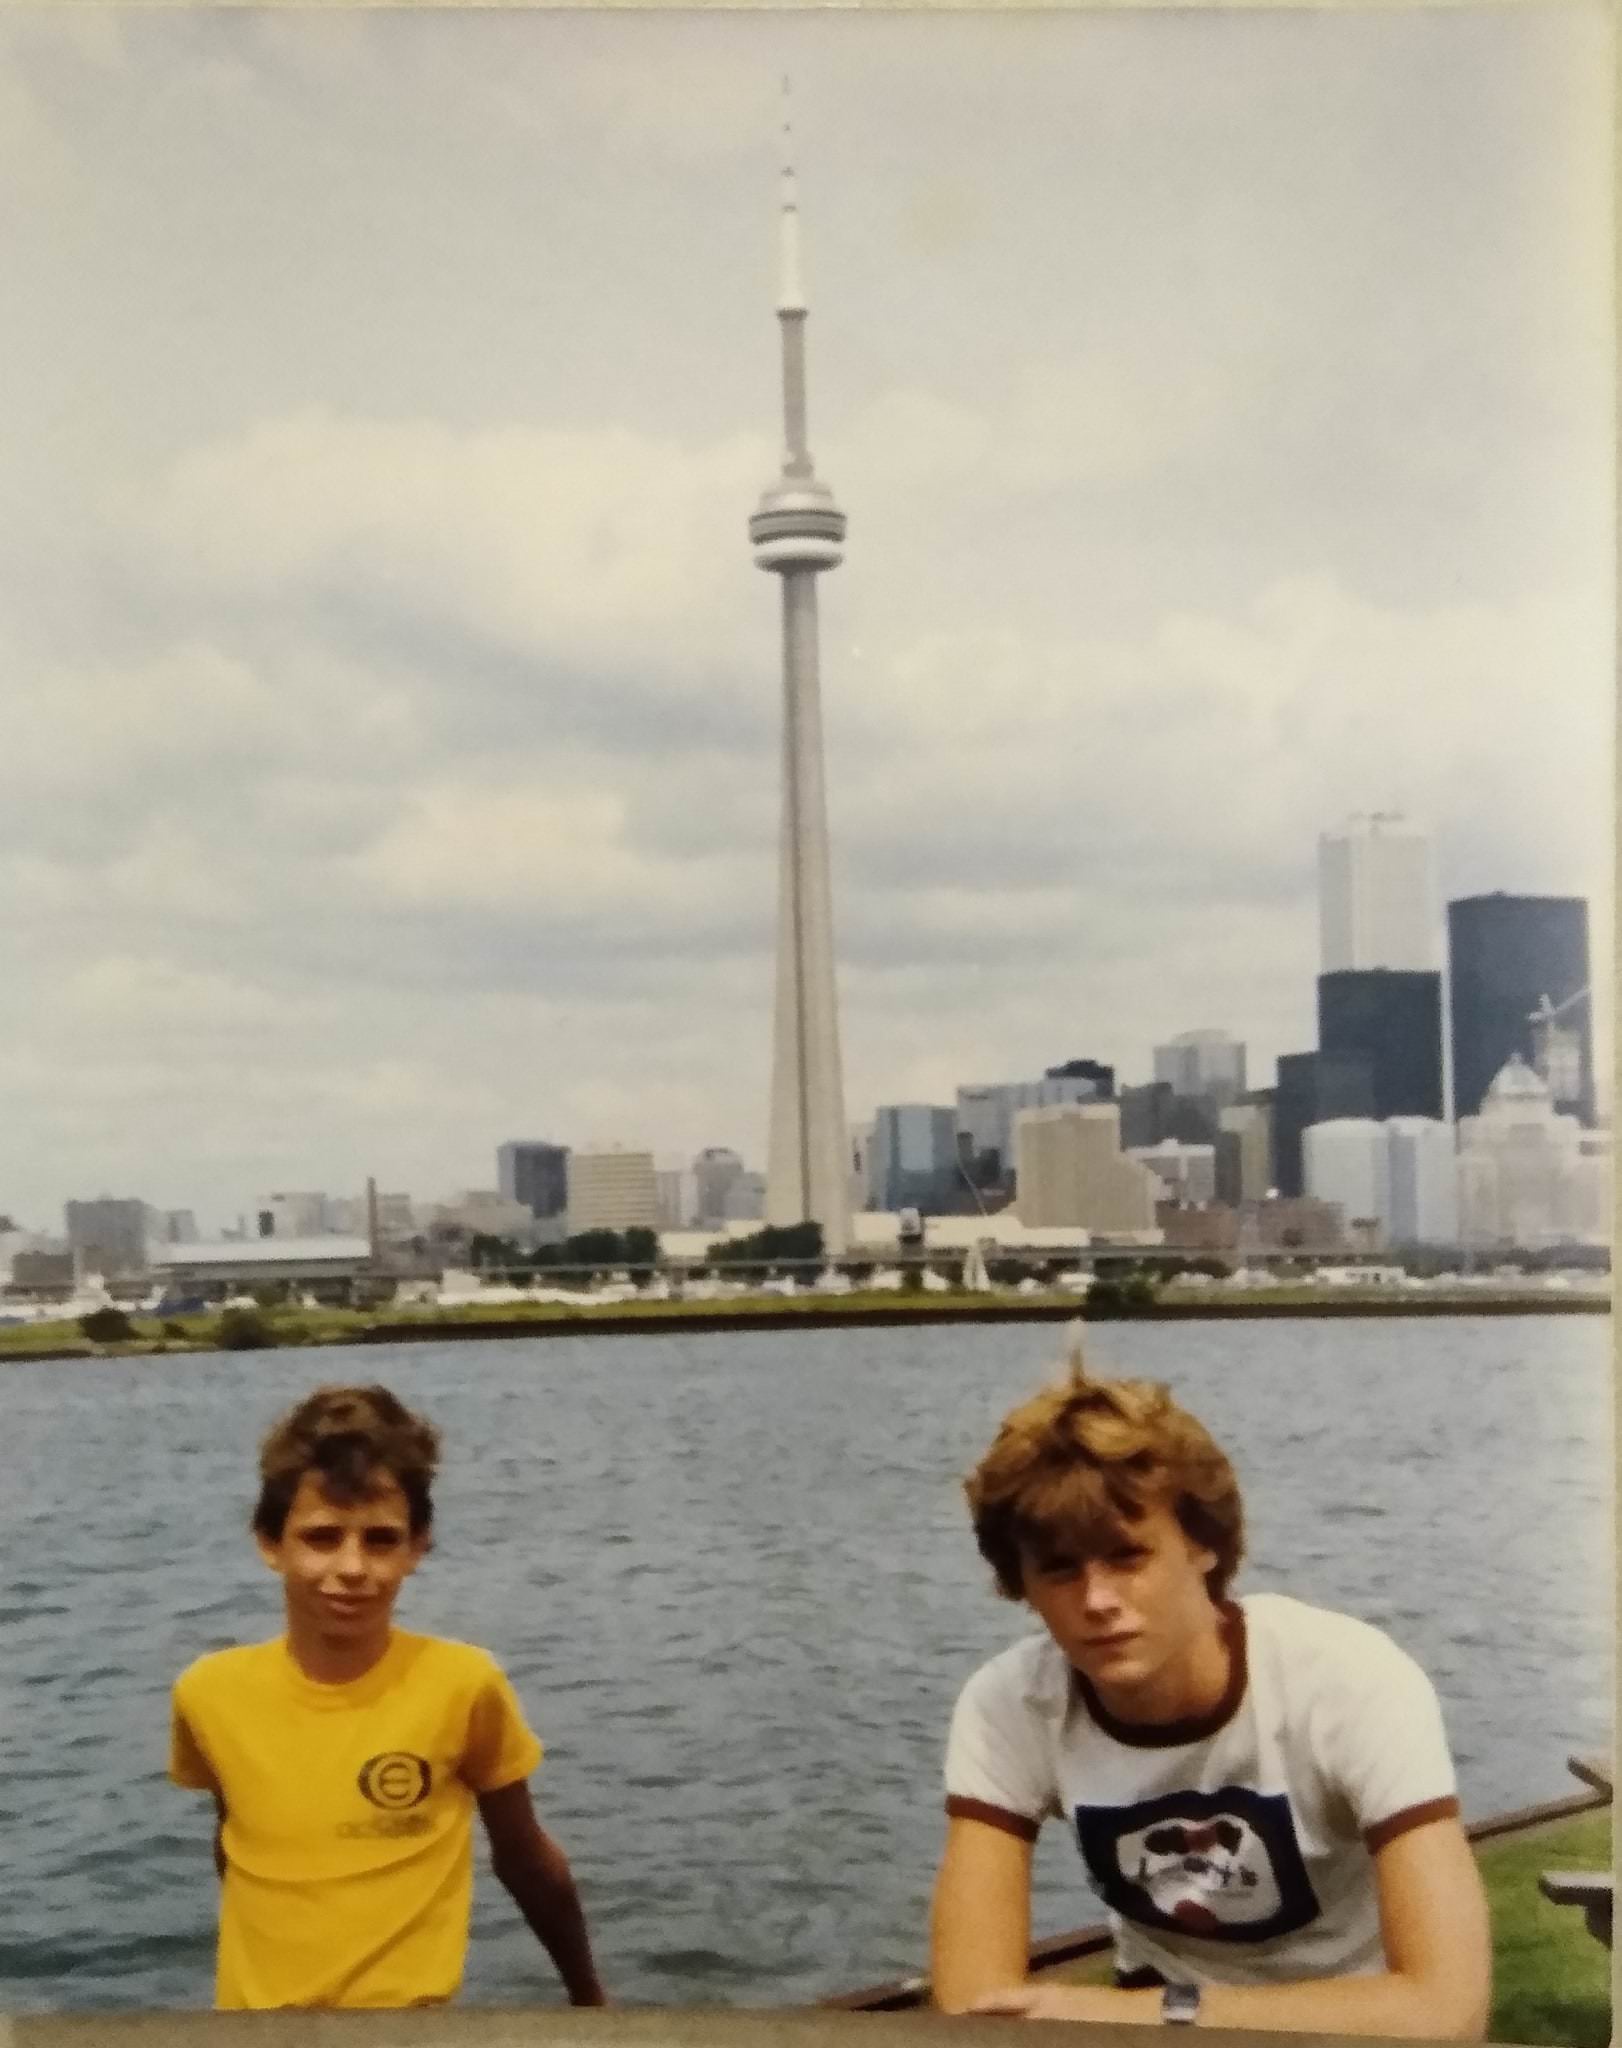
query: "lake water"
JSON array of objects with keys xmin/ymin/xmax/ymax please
[{"xmin": 0, "ymin": 1315, "xmax": 1610, "ymax": 2012}]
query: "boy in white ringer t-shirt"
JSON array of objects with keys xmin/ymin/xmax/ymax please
[{"xmin": 930, "ymin": 1346, "xmax": 1490, "ymax": 2037}]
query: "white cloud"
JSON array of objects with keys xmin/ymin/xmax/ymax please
[
  {"xmin": 4, "ymin": 641, "xmax": 285, "ymax": 795},
  {"xmin": 101, "ymin": 822, "xmax": 242, "ymax": 921},
  {"xmin": 835, "ymin": 576, "xmax": 1610, "ymax": 919},
  {"xmin": 56, "ymin": 955, "xmax": 273, "ymax": 1034},
  {"xmin": 347, "ymin": 782, "xmax": 725, "ymax": 916},
  {"xmin": 834, "ymin": 351, "xmax": 1224, "ymax": 509},
  {"xmin": 999, "ymin": 356, "xmax": 1225, "ymax": 490},
  {"xmin": 123, "ymin": 411, "xmax": 772, "ymax": 682}
]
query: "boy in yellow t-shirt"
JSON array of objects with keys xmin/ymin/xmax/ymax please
[{"xmin": 169, "ymin": 1384, "xmax": 607, "ymax": 2011}]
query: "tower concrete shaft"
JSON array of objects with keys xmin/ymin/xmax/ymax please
[{"xmin": 748, "ymin": 101, "xmax": 851, "ymax": 1255}]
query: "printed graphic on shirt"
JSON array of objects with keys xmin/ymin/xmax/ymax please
[
  {"xmin": 358, "ymin": 1752, "xmax": 432, "ymax": 1810},
  {"xmin": 1076, "ymin": 1786, "xmax": 1320, "ymax": 1945}
]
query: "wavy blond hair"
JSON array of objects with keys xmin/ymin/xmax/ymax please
[{"xmin": 965, "ymin": 1330, "xmax": 1243, "ymax": 1601}]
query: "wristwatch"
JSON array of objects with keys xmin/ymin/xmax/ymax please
[{"xmin": 1161, "ymin": 1982, "xmax": 1201, "ymax": 2026}]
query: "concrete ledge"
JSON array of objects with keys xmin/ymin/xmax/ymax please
[{"xmin": 0, "ymin": 2012, "xmax": 1518, "ymax": 2048}]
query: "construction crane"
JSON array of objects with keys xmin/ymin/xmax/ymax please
[{"xmin": 1527, "ymin": 985, "xmax": 1589, "ymax": 1100}]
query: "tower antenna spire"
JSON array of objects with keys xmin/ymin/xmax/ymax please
[
  {"xmin": 778, "ymin": 76, "xmax": 805, "ymax": 316},
  {"xmin": 774, "ymin": 75, "xmax": 811, "ymax": 475}
]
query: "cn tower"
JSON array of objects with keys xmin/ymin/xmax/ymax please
[{"xmin": 748, "ymin": 90, "xmax": 851, "ymax": 1256}]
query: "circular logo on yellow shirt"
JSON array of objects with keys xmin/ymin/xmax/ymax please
[{"xmin": 357, "ymin": 1751, "xmax": 432, "ymax": 1809}]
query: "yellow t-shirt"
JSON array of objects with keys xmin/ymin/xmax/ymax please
[{"xmin": 169, "ymin": 1630, "xmax": 542, "ymax": 2009}]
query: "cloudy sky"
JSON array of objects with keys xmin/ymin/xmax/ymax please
[{"xmin": 0, "ymin": 4, "xmax": 1611, "ymax": 1233}]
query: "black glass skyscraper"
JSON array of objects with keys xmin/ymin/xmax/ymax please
[
  {"xmin": 1271, "ymin": 1048, "xmax": 1376, "ymax": 1197},
  {"xmin": 1447, "ymin": 893, "xmax": 1592, "ymax": 1123},
  {"xmin": 496, "ymin": 1140, "xmax": 569, "ymax": 1220},
  {"xmin": 1316, "ymin": 970, "xmax": 1444, "ymax": 1123}
]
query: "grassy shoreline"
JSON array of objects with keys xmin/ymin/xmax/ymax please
[
  {"xmin": 1478, "ymin": 1807, "xmax": 1613, "ymax": 2044},
  {"xmin": 0, "ymin": 1283, "xmax": 1607, "ymax": 1364}
]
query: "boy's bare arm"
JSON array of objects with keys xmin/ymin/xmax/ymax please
[
  {"xmin": 477, "ymin": 1781, "xmax": 607, "ymax": 2006},
  {"xmin": 930, "ymin": 1813, "xmax": 1034, "ymax": 2012}
]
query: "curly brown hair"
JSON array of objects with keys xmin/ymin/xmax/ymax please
[
  {"xmin": 252, "ymin": 1385, "xmax": 441, "ymax": 1542},
  {"xmin": 965, "ymin": 1343, "xmax": 1244, "ymax": 1603}
]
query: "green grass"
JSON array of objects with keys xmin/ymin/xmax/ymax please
[
  {"xmin": 0, "ymin": 1287, "xmax": 1073, "ymax": 1359},
  {"xmin": 0, "ymin": 1279, "xmax": 1604, "ymax": 1363},
  {"xmin": 0, "ymin": 1320, "xmax": 95, "ymax": 1356},
  {"xmin": 1479, "ymin": 1810, "xmax": 1611, "ymax": 2046}
]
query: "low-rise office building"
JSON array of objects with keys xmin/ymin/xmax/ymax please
[
  {"xmin": 567, "ymin": 1149, "xmax": 659, "ymax": 1233},
  {"xmin": 65, "ymin": 1196, "xmax": 153, "ymax": 1278},
  {"xmin": 1014, "ymin": 1104, "xmax": 1162, "ymax": 1234},
  {"xmin": 152, "ymin": 1237, "xmax": 375, "ymax": 1299}
]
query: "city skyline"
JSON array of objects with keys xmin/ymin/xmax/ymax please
[
  {"xmin": 0, "ymin": 8, "xmax": 1611, "ymax": 1227},
  {"xmin": 15, "ymin": 893, "xmax": 1595, "ymax": 1245}
]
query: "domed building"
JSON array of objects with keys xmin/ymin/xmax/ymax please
[{"xmin": 1456, "ymin": 1055, "xmax": 1610, "ymax": 1250}]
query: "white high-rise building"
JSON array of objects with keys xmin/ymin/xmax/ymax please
[
  {"xmin": 1386, "ymin": 1117, "xmax": 1459, "ymax": 1245},
  {"xmin": 1303, "ymin": 1115, "xmax": 1458, "ymax": 1246},
  {"xmin": 751, "ymin": 98, "xmax": 851, "ymax": 1254},
  {"xmin": 1302, "ymin": 1121, "xmax": 1389, "ymax": 1241},
  {"xmin": 1318, "ymin": 813, "xmax": 1436, "ymax": 972}
]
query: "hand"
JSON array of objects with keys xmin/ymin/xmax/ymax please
[{"xmin": 969, "ymin": 1983, "xmax": 1158, "ymax": 2025}]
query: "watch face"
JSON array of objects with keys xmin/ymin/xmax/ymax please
[{"xmin": 1162, "ymin": 1982, "xmax": 1201, "ymax": 2025}]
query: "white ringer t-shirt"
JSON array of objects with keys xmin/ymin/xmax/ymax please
[{"xmin": 943, "ymin": 1592, "xmax": 1460, "ymax": 1986}]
